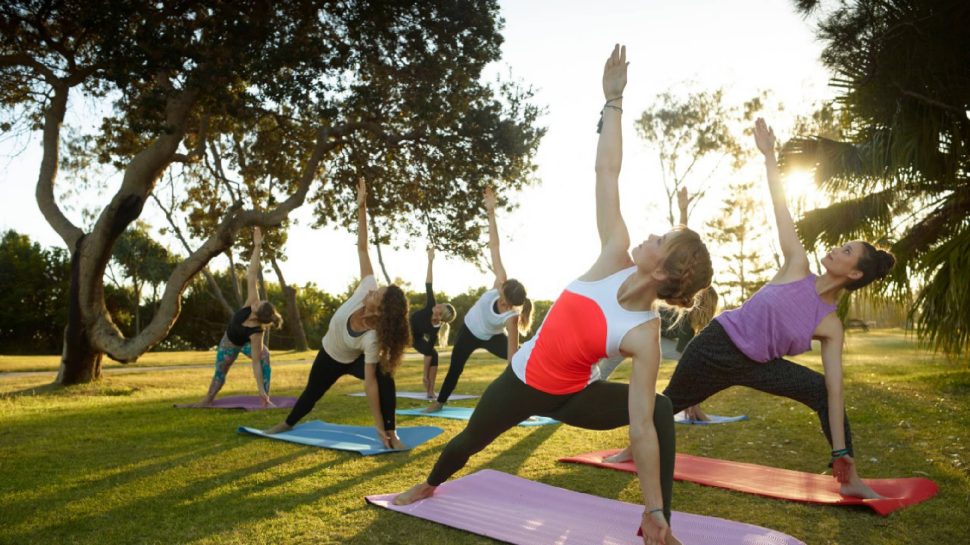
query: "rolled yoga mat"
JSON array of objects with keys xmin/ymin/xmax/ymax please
[
  {"xmin": 674, "ymin": 410, "xmax": 749, "ymax": 425},
  {"xmin": 366, "ymin": 469, "xmax": 806, "ymax": 545},
  {"xmin": 238, "ymin": 420, "xmax": 443, "ymax": 456},
  {"xmin": 174, "ymin": 395, "xmax": 297, "ymax": 410},
  {"xmin": 396, "ymin": 406, "xmax": 558, "ymax": 427},
  {"xmin": 349, "ymin": 391, "xmax": 479, "ymax": 401},
  {"xmin": 559, "ymin": 449, "xmax": 938, "ymax": 516}
]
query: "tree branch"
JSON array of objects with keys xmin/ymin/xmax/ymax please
[{"xmin": 34, "ymin": 82, "xmax": 83, "ymax": 248}]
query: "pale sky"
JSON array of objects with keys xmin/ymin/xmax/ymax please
[{"xmin": 0, "ymin": 0, "xmax": 834, "ymax": 301}]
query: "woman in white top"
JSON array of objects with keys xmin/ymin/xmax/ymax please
[
  {"xmin": 266, "ymin": 179, "xmax": 411, "ymax": 449},
  {"xmin": 425, "ymin": 187, "xmax": 533, "ymax": 412}
]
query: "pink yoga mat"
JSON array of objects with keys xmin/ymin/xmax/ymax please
[
  {"xmin": 367, "ymin": 469, "xmax": 805, "ymax": 545},
  {"xmin": 174, "ymin": 395, "xmax": 296, "ymax": 410},
  {"xmin": 559, "ymin": 449, "xmax": 938, "ymax": 516}
]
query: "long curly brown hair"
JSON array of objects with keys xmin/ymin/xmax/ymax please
[{"xmin": 375, "ymin": 285, "xmax": 411, "ymax": 375}]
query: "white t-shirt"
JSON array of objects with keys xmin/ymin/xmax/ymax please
[
  {"xmin": 322, "ymin": 275, "xmax": 381, "ymax": 364},
  {"xmin": 464, "ymin": 288, "xmax": 519, "ymax": 340}
]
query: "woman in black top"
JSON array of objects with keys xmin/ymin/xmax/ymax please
[
  {"xmin": 410, "ymin": 247, "xmax": 456, "ymax": 400},
  {"xmin": 191, "ymin": 227, "xmax": 282, "ymax": 408}
]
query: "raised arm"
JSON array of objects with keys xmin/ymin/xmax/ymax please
[
  {"xmin": 245, "ymin": 227, "xmax": 263, "ymax": 307},
  {"xmin": 425, "ymin": 246, "xmax": 434, "ymax": 285},
  {"xmin": 755, "ymin": 118, "xmax": 809, "ymax": 276},
  {"xmin": 677, "ymin": 187, "xmax": 689, "ymax": 227},
  {"xmin": 356, "ymin": 178, "xmax": 375, "ymax": 279},
  {"xmin": 594, "ymin": 44, "xmax": 630, "ymax": 254},
  {"xmin": 484, "ymin": 187, "xmax": 507, "ymax": 289},
  {"xmin": 625, "ymin": 323, "xmax": 671, "ymax": 544}
]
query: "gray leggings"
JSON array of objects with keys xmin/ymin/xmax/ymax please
[
  {"xmin": 427, "ymin": 365, "xmax": 676, "ymax": 522},
  {"xmin": 663, "ymin": 320, "xmax": 854, "ymax": 456}
]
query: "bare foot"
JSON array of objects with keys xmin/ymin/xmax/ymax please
[
  {"xmin": 388, "ymin": 435, "xmax": 408, "ymax": 450},
  {"xmin": 604, "ymin": 446, "xmax": 633, "ymax": 463},
  {"xmin": 840, "ymin": 478, "xmax": 883, "ymax": 499},
  {"xmin": 393, "ymin": 482, "xmax": 437, "ymax": 505},
  {"xmin": 426, "ymin": 391, "xmax": 436, "ymax": 401},
  {"xmin": 422, "ymin": 401, "xmax": 444, "ymax": 413},
  {"xmin": 667, "ymin": 533, "xmax": 684, "ymax": 545},
  {"xmin": 264, "ymin": 422, "xmax": 293, "ymax": 434}
]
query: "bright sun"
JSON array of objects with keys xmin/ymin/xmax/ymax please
[{"xmin": 784, "ymin": 169, "xmax": 827, "ymax": 214}]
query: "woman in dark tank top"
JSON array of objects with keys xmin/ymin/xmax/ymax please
[{"xmin": 183, "ymin": 227, "xmax": 282, "ymax": 408}]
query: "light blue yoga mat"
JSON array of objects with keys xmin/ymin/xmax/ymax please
[
  {"xmin": 397, "ymin": 406, "xmax": 559, "ymax": 427},
  {"xmin": 237, "ymin": 420, "xmax": 444, "ymax": 455},
  {"xmin": 674, "ymin": 411, "xmax": 748, "ymax": 425}
]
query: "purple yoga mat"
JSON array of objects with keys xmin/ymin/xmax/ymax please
[
  {"xmin": 175, "ymin": 395, "xmax": 296, "ymax": 410},
  {"xmin": 366, "ymin": 469, "xmax": 806, "ymax": 545}
]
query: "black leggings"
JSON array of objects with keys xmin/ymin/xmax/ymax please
[
  {"xmin": 286, "ymin": 348, "xmax": 397, "ymax": 430},
  {"xmin": 413, "ymin": 337, "xmax": 439, "ymax": 367},
  {"xmin": 436, "ymin": 323, "xmax": 508, "ymax": 404},
  {"xmin": 663, "ymin": 320, "xmax": 854, "ymax": 456},
  {"xmin": 428, "ymin": 365, "xmax": 676, "ymax": 522}
]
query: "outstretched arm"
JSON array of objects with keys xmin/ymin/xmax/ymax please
[
  {"xmin": 484, "ymin": 187, "xmax": 507, "ymax": 289},
  {"xmin": 594, "ymin": 44, "xmax": 630, "ymax": 254},
  {"xmin": 677, "ymin": 187, "xmax": 689, "ymax": 227},
  {"xmin": 755, "ymin": 118, "xmax": 809, "ymax": 276},
  {"xmin": 245, "ymin": 227, "xmax": 263, "ymax": 307},
  {"xmin": 626, "ymin": 323, "xmax": 671, "ymax": 545},
  {"xmin": 425, "ymin": 246, "xmax": 434, "ymax": 285},
  {"xmin": 356, "ymin": 178, "xmax": 375, "ymax": 279},
  {"xmin": 817, "ymin": 315, "xmax": 849, "ymax": 476}
]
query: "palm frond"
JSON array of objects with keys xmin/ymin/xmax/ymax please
[{"xmin": 796, "ymin": 190, "xmax": 895, "ymax": 248}]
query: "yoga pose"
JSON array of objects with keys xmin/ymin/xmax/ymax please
[
  {"xmin": 609, "ymin": 118, "xmax": 894, "ymax": 499},
  {"xmin": 423, "ymin": 186, "xmax": 532, "ymax": 413},
  {"xmin": 189, "ymin": 227, "xmax": 282, "ymax": 408},
  {"xmin": 395, "ymin": 45, "xmax": 713, "ymax": 545},
  {"xmin": 265, "ymin": 179, "xmax": 410, "ymax": 449},
  {"xmin": 410, "ymin": 246, "xmax": 457, "ymax": 400}
]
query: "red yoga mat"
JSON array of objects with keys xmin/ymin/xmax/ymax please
[{"xmin": 559, "ymin": 449, "xmax": 938, "ymax": 516}]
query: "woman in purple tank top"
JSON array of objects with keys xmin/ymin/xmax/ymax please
[{"xmin": 608, "ymin": 119, "xmax": 895, "ymax": 500}]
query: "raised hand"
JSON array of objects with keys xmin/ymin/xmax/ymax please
[
  {"xmin": 356, "ymin": 178, "xmax": 367, "ymax": 207},
  {"xmin": 602, "ymin": 44, "xmax": 628, "ymax": 101},
  {"xmin": 483, "ymin": 186, "xmax": 497, "ymax": 211},
  {"xmin": 754, "ymin": 117, "xmax": 776, "ymax": 156},
  {"xmin": 427, "ymin": 245, "xmax": 435, "ymax": 261}
]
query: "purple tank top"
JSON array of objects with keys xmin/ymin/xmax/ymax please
[{"xmin": 715, "ymin": 274, "xmax": 837, "ymax": 363}]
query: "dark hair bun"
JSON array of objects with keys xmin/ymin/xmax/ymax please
[{"xmin": 876, "ymin": 250, "xmax": 896, "ymax": 278}]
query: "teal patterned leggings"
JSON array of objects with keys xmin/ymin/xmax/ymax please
[{"xmin": 206, "ymin": 333, "xmax": 271, "ymax": 398}]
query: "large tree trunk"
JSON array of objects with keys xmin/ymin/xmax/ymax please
[
  {"xmin": 270, "ymin": 254, "xmax": 308, "ymax": 351},
  {"xmin": 226, "ymin": 250, "xmax": 242, "ymax": 307},
  {"xmin": 57, "ymin": 238, "xmax": 104, "ymax": 384}
]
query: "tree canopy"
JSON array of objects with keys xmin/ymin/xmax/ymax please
[
  {"xmin": 0, "ymin": 0, "xmax": 544, "ymax": 382},
  {"xmin": 784, "ymin": 0, "xmax": 970, "ymax": 355}
]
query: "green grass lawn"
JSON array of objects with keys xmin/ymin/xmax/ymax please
[{"xmin": 1, "ymin": 329, "xmax": 967, "ymax": 544}]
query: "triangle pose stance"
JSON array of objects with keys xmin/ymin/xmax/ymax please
[
  {"xmin": 188, "ymin": 226, "xmax": 283, "ymax": 408},
  {"xmin": 423, "ymin": 186, "xmax": 533, "ymax": 413},
  {"xmin": 395, "ymin": 45, "xmax": 714, "ymax": 545},
  {"xmin": 605, "ymin": 119, "xmax": 895, "ymax": 500},
  {"xmin": 409, "ymin": 246, "xmax": 457, "ymax": 401},
  {"xmin": 265, "ymin": 179, "xmax": 411, "ymax": 449}
]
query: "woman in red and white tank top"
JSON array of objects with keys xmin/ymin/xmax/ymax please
[{"xmin": 394, "ymin": 45, "xmax": 713, "ymax": 545}]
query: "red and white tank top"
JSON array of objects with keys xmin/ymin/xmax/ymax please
[{"xmin": 511, "ymin": 267, "xmax": 658, "ymax": 394}]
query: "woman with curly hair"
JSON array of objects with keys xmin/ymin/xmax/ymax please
[
  {"xmin": 185, "ymin": 226, "xmax": 283, "ymax": 408},
  {"xmin": 424, "ymin": 186, "xmax": 533, "ymax": 413},
  {"xmin": 266, "ymin": 179, "xmax": 410, "ymax": 449}
]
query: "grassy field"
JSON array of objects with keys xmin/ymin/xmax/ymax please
[{"xmin": 1, "ymin": 329, "xmax": 967, "ymax": 544}]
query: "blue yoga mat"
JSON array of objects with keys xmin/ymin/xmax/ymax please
[
  {"xmin": 237, "ymin": 420, "xmax": 443, "ymax": 455},
  {"xmin": 674, "ymin": 411, "xmax": 748, "ymax": 425},
  {"xmin": 397, "ymin": 406, "xmax": 559, "ymax": 427}
]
